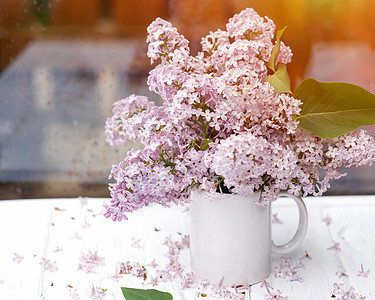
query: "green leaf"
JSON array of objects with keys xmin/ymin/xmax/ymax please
[
  {"xmin": 266, "ymin": 63, "xmax": 292, "ymax": 94},
  {"xmin": 294, "ymin": 78, "xmax": 375, "ymax": 138},
  {"xmin": 267, "ymin": 26, "xmax": 287, "ymax": 72},
  {"xmin": 121, "ymin": 287, "xmax": 173, "ymax": 300},
  {"xmin": 200, "ymin": 139, "xmax": 212, "ymax": 151}
]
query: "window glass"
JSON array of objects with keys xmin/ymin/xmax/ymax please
[{"xmin": 0, "ymin": 0, "xmax": 374, "ymax": 199}]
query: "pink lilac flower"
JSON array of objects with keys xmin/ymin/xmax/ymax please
[
  {"xmin": 12, "ymin": 253, "xmax": 24, "ymax": 264},
  {"xmin": 156, "ymin": 268, "xmax": 172, "ymax": 282},
  {"xmin": 181, "ymin": 272, "xmax": 196, "ymax": 289},
  {"xmin": 294, "ymin": 259, "xmax": 305, "ymax": 270},
  {"xmin": 81, "ymin": 217, "xmax": 91, "ymax": 229},
  {"xmin": 260, "ymin": 279, "xmax": 272, "ymax": 291},
  {"xmin": 116, "ymin": 261, "xmax": 133, "ymax": 275},
  {"xmin": 233, "ymin": 284, "xmax": 251, "ymax": 294},
  {"xmin": 264, "ymin": 289, "xmax": 289, "ymax": 300},
  {"xmin": 272, "ymin": 213, "xmax": 283, "ymax": 224},
  {"xmin": 300, "ymin": 250, "xmax": 312, "ymax": 261},
  {"xmin": 261, "ymin": 279, "xmax": 288, "ymax": 300},
  {"xmin": 226, "ymin": 7, "xmax": 275, "ymax": 61},
  {"xmin": 148, "ymin": 276, "xmax": 160, "ymax": 286},
  {"xmin": 105, "ymin": 95, "xmax": 156, "ymax": 146},
  {"xmin": 79, "ymin": 196, "xmax": 88, "ymax": 208},
  {"xmin": 208, "ymin": 132, "xmax": 299, "ymax": 206},
  {"xmin": 276, "ymin": 41, "xmax": 293, "ymax": 65},
  {"xmin": 77, "ymin": 251, "xmax": 105, "ymax": 273},
  {"xmin": 111, "ymin": 260, "xmax": 149, "ymax": 281},
  {"xmin": 175, "ymin": 234, "xmax": 190, "ymax": 249},
  {"xmin": 274, "ymin": 255, "xmax": 311, "ymax": 283},
  {"xmin": 111, "ymin": 261, "xmax": 135, "ymax": 280},
  {"xmin": 70, "ymin": 231, "xmax": 82, "ymax": 240},
  {"xmin": 132, "ymin": 263, "xmax": 148, "ymax": 280},
  {"xmin": 104, "ymin": 147, "xmax": 191, "ymax": 221},
  {"xmin": 209, "ymin": 277, "xmax": 242, "ymax": 299},
  {"xmin": 275, "ymin": 266, "xmax": 286, "ymax": 279},
  {"xmin": 357, "ymin": 264, "xmax": 370, "ymax": 278},
  {"xmin": 131, "ymin": 238, "xmax": 143, "ymax": 249},
  {"xmin": 88, "ymin": 285, "xmax": 107, "ymax": 300},
  {"xmin": 54, "ymin": 246, "xmax": 63, "ymax": 252},
  {"xmin": 327, "ymin": 242, "xmax": 342, "ymax": 252},
  {"xmin": 67, "ymin": 286, "xmax": 80, "ymax": 300},
  {"xmin": 146, "ymin": 17, "xmax": 189, "ymax": 64},
  {"xmin": 146, "ymin": 258, "xmax": 158, "ymax": 269},
  {"xmin": 336, "ymin": 266, "xmax": 349, "ymax": 279},
  {"xmin": 201, "ymin": 29, "xmax": 229, "ymax": 54},
  {"xmin": 40, "ymin": 257, "xmax": 58, "ymax": 272},
  {"xmin": 322, "ymin": 215, "xmax": 332, "ymax": 226},
  {"xmin": 333, "ymin": 283, "xmax": 345, "ymax": 294}
]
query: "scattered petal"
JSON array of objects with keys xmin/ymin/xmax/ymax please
[
  {"xmin": 335, "ymin": 266, "xmax": 348, "ymax": 279},
  {"xmin": 40, "ymin": 257, "xmax": 58, "ymax": 272},
  {"xmin": 327, "ymin": 242, "xmax": 341, "ymax": 252},
  {"xmin": 77, "ymin": 251, "xmax": 105, "ymax": 273},
  {"xmin": 81, "ymin": 217, "xmax": 91, "ymax": 229},
  {"xmin": 357, "ymin": 264, "xmax": 370, "ymax": 278},
  {"xmin": 131, "ymin": 237, "xmax": 143, "ymax": 249},
  {"xmin": 70, "ymin": 231, "xmax": 82, "ymax": 240},
  {"xmin": 67, "ymin": 286, "xmax": 80, "ymax": 300},
  {"xmin": 79, "ymin": 196, "xmax": 88, "ymax": 208},
  {"xmin": 322, "ymin": 215, "xmax": 332, "ymax": 226},
  {"xmin": 300, "ymin": 250, "xmax": 312, "ymax": 260},
  {"xmin": 87, "ymin": 284, "xmax": 107, "ymax": 300},
  {"xmin": 262, "ymin": 280, "xmax": 288, "ymax": 300},
  {"xmin": 272, "ymin": 213, "xmax": 283, "ymax": 224},
  {"xmin": 13, "ymin": 253, "xmax": 24, "ymax": 264},
  {"xmin": 54, "ymin": 246, "xmax": 63, "ymax": 253}
]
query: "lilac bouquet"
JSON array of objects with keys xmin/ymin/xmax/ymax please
[{"xmin": 104, "ymin": 8, "xmax": 375, "ymax": 221}]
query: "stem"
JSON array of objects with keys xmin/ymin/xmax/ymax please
[
  {"xmin": 200, "ymin": 117, "xmax": 207, "ymax": 139},
  {"xmin": 163, "ymin": 39, "xmax": 171, "ymax": 54}
]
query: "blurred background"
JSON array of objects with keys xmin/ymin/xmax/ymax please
[{"xmin": 0, "ymin": 0, "xmax": 374, "ymax": 199}]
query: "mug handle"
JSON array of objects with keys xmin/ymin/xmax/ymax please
[{"xmin": 271, "ymin": 191, "xmax": 308, "ymax": 255}]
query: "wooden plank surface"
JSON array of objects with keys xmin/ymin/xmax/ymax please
[{"xmin": 0, "ymin": 196, "xmax": 374, "ymax": 299}]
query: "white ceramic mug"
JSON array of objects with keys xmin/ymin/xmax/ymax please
[{"xmin": 189, "ymin": 190, "xmax": 308, "ymax": 285}]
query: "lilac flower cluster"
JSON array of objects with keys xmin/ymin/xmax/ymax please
[{"xmin": 104, "ymin": 7, "xmax": 375, "ymax": 220}]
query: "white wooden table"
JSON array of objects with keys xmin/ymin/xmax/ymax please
[{"xmin": 0, "ymin": 196, "xmax": 374, "ymax": 299}]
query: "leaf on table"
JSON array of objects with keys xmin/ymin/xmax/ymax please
[
  {"xmin": 266, "ymin": 63, "xmax": 292, "ymax": 94},
  {"xmin": 121, "ymin": 287, "xmax": 173, "ymax": 300},
  {"xmin": 294, "ymin": 78, "xmax": 375, "ymax": 138}
]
